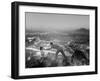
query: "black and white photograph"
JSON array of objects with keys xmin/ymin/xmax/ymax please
[
  {"xmin": 11, "ymin": 2, "xmax": 97, "ymax": 79},
  {"xmin": 25, "ymin": 12, "xmax": 90, "ymax": 68}
]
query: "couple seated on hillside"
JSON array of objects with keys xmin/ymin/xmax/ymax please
[{"xmin": 39, "ymin": 42, "xmax": 67, "ymax": 62}]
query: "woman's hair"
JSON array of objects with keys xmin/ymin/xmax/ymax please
[
  {"xmin": 40, "ymin": 46, "xmax": 43, "ymax": 50},
  {"xmin": 50, "ymin": 42, "xmax": 53, "ymax": 45}
]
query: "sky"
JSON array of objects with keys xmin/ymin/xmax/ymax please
[{"xmin": 25, "ymin": 12, "xmax": 89, "ymax": 32}]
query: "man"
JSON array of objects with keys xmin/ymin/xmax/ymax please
[{"xmin": 47, "ymin": 42, "xmax": 66, "ymax": 60}]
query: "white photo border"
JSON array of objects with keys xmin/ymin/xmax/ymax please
[{"xmin": 19, "ymin": 5, "xmax": 96, "ymax": 76}]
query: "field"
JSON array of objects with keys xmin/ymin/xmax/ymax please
[{"xmin": 25, "ymin": 28, "xmax": 89, "ymax": 68}]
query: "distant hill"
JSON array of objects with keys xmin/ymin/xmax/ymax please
[
  {"xmin": 75, "ymin": 28, "xmax": 89, "ymax": 33},
  {"xmin": 68, "ymin": 28, "xmax": 89, "ymax": 35}
]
